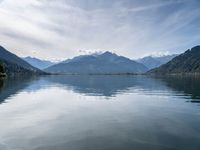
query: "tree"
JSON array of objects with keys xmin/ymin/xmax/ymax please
[{"xmin": 0, "ymin": 62, "xmax": 5, "ymax": 73}]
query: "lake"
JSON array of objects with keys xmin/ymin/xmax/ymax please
[{"xmin": 0, "ymin": 75, "xmax": 200, "ymax": 150}]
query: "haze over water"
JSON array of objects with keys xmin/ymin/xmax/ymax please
[{"xmin": 0, "ymin": 75, "xmax": 200, "ymax": 150}]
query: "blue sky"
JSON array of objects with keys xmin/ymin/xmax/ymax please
[{"xmin": 0, "ymin": 0, "xmax": 200, "ymax": 61}]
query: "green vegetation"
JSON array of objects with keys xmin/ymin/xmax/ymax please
[
  {"xmin": 149, "ymin": 46, "xmax": 200, "ymax": 75},
  {"xmin": 0, "ymin": 45, "xmax": 46, "ymax": 77},
  {"xmin": 0, "ymin": 62, "xmax": 4, "ymax": 73},
  {"xmin": 0, "ymin": 62, "xmax": 6, "ymax": 77},
  {"xmin": 1, "ymin": 59, "xmax": 43, "ymax": 76}
]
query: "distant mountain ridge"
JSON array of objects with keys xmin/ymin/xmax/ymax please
[
  {"xmin": 2, "ymin": 44, "xmax": 200, "ymax": 76},
  {"xmin": 45, "ymin": 51, "xmax": 148, "ymax": 74},
  {"xmin": 23, "ymin": 57, "xmax": 55, "ymax": 70},
  {"xmin": 149, "ymin": 46, "xmax": 200, "ymax": 74},
  {"xmin": 0, "ymin": 46, "xmax": 44, "ymax": 75},
  {"xmin": 136, "ymin": 54, "xmax": 178, "ymax": 70}
]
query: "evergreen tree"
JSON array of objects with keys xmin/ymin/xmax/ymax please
[{"xmin": 0, "ymin": 62, "xmax": 4, "ymax": 73}]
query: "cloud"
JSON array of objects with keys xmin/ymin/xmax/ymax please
[
  {"xmin": 120, "ymin": 0, "xmax": 186, "ymax": 13},
  {"xmin": 0, "ymin": 0, "xmax": 200, "ymax": 60}
]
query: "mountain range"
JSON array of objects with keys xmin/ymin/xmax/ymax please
[
  {"xmin": 0, "ymin": 46, "xmax": 43, "ymax": 76},
  {"xmin": 45, "ymin": 51, "xmax": 148, "ymax": 74},
  {"xmin": 149, "ymin": 46, "xmax": 200, "ymax": 74},
  {"xmin": 136, "ymin": 55, "xmax": 177, "ymax": 70},
  {"xmin": 1, "ymin": 44, "xmax": 200, "ymax": 76},
  {"xmin": 22, "ymin": 57, "xmax": 56, "ymax": 70},
  {"xmin": 22, "ymin": 53, "xmax": 178, "ymax": 73}
]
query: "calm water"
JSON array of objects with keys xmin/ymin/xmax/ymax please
[{"xmin": 0, "ymin": 75, "xmax": 200, "ymax": 150}]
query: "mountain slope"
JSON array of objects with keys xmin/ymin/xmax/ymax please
[
  {"xmin": 45, "ymin": 52, "xmax": 148, "ymax": 74},
  {"xmin": 137, "ymin": 55, "xmax": 177, "ymax": 70},
  {"xmin": 0, "ymin": 46, "xmax": 43, "ymax": 75},
  {"xmin": 23, "ymin": 57, "xmax": 55, "ymax": 70},
  {"xmin": 149, "ymin": 46, "xmax": 200, "ymax": 74}
]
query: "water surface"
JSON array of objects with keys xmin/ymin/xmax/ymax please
[{"xmin": 0, "ymin": 75, "xmax": 200, "ymax": 150}]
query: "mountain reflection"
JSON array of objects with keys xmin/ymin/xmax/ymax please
[
  {"xmin": 0, "ymin": 76, "xmax": 39, "ymax": 103},
  {"xmin": 0, "ymin": 75, "xmax": 200, "ymax": 103},
  {"xmin": 45, "ymin": 75, "xmax": 200, "ymax": 102},
  {"xmin": 45, "ymin": 75, "xmax": 169, "ymax": 97},
  {"xmin": 156, "ymin": 75, "xmax": 200, "ymax": 103}
]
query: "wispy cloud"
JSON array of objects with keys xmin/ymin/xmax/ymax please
[{"xmin": 120, "ymin": 0, "xmax": 186, "ymax": 13}]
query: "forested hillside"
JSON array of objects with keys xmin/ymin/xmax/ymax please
[{"xmin": 149, "ymin": 46, "xmax": 200, "ymax": 74}]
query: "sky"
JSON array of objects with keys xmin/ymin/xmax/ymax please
[{"xmin": 0, "ymin": 0, "xmax": 200, "ymax": 61}]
